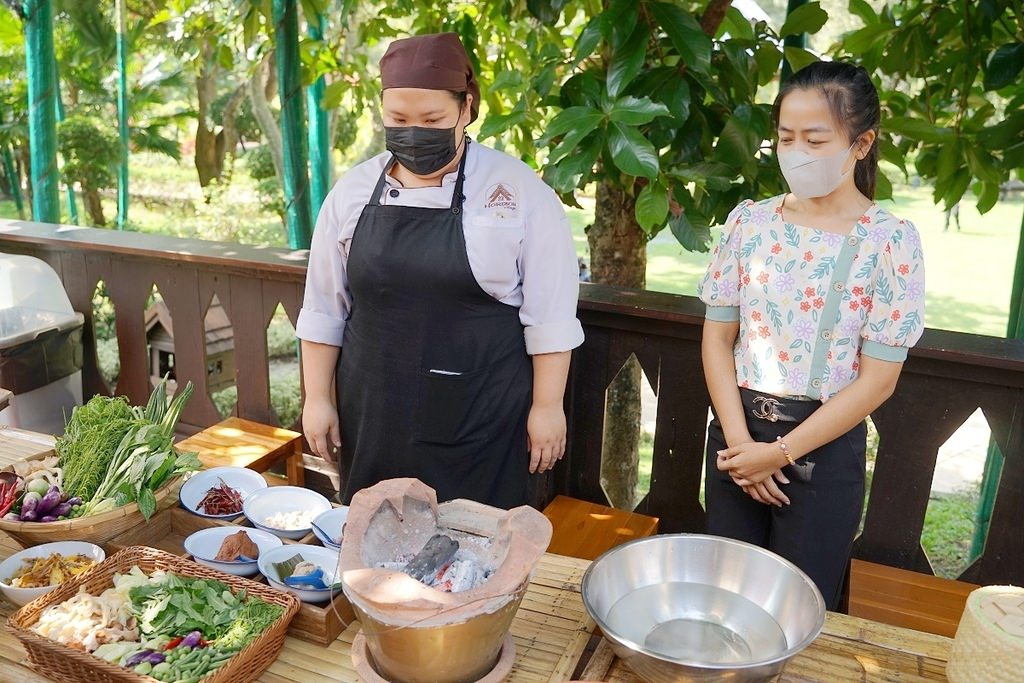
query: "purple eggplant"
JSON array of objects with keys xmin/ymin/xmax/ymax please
[
  {"xmin": 40, "ymin": 515, "xmax": 58, "ymax": 523},
  {"xmin": 18, "ymin": 491, "xmax": 41, "ymax": 521},
  {"xmin": 125, "ymin": 650, "xmax": 156, "ymax": 667},
  {"xmin": 36, "ymin": 485, "xmax": 62, "ymax": 517},
  {"xmin": 51, "ymin": 502, "xmax": 73, "ymax": 518},
  {"xmin": 180, "ymin": 630, "xmax": 203, "ymax": 648}
]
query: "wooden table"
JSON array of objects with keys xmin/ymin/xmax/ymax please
[
  {"xmin": 175, "ymin": 416, "xmax": 305, "ymax": 486},
  {"xmin": 580, "ymin": 612, "xmax": 952, "ymax": 682}
]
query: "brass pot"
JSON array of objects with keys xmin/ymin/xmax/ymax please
[{"xmin": 353, "ymin": 582, "xmax": 526, "ymax": 683}]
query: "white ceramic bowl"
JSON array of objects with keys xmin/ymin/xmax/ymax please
[
  {"xmin": 242, "ymin": 486, "xmax": 332, "ymax": 540},
  {"xmin": 311, "ymin": 506, "xmax": 349, "ymax": 549},
  {"xmin": 183, "ymin": 526, "xmax": 284, "ymax": 577},
  {"xmin": 179, "ymin": 467, "xmax": 268, "ymax": 519},
  {"xmin": 258, "ymin": 544, "xmax": 343, "ymax": 603},
  {"xmin": 0, "ymin": 541, "xmax": 105, "ymax": 606}
]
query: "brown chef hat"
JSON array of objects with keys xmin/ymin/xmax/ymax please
[{"xmin": 379, "ymin": 32, "xmax": 480, "ymax": 123}]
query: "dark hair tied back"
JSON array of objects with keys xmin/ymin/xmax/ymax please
[{"xmin": 772, "ymin": 61, "xmax": 881, "ymax": 199}]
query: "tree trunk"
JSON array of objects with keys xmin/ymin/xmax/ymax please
[
  {"xmin": 81, "ymin": 186, "xmax": 105, "ymax": 226},
  {"xmin": 249, "ymin": 50, "xmax": 285, "ymax": 186},
  {"xmin": 700, "ymin": 0, "xmax": 734, "ymax": 37},
  {"xmin": 215, "ymin": 83, "xmax": 247, "ymax": 185},
  {"xmin": 589, "ymin": 180, "xmax": 647, "ymax": 510},
  {"xmin": 194, "ymin": 42, "xmax": 220, "ymax": 188}
]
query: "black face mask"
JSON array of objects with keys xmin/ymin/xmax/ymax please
[{"xmin": 385, "ymin": 125, "xmax": 461, "ymax": 176}]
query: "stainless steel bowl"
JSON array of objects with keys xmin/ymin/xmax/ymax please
[{"xmin": 581, "ymin": 534, "xmax": 825, "ymax": 682}]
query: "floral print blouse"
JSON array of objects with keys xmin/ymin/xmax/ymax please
[{"xmin": 698, "ymin": 194, "xmax": 926, "ymax": 402}]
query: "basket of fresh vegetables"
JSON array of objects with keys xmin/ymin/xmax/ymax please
[
  {"xmin": 0, "ymin": 378, "xmax": 202, "ymax": 548},
  {"xmin": 7, "ymin": 545, "xmax": 300, "ymax": 683}
]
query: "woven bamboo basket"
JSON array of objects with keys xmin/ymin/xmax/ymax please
[
  {"xmin": 0, "ymin": 476, "xmax": 183, "ymax": 548},
  {"xmin": 6, "ymin": 545, "xmax": 300, "ymax": 683},
  {"xmin": 947, "ymin": 585, "xmax": 1024, "ymax": 683}
]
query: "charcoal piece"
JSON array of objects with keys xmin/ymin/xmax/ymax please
[{"xmin": 403, "ymin": 534, "xmax": 459, "ymax": 583}]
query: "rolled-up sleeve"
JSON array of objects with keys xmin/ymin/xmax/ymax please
[
  {"xmin": 518, "ymin": 187, "xmax": 584, "ymax": 355},
  {"xmin": 296, "ymin": 185, "xmax": 351, "ymax": 346}
]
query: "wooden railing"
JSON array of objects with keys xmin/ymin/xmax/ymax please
[{"xmin": 2, "ymin": 219, "xmax": 1022, "ymax": 587}]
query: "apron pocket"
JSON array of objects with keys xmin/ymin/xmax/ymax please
[{"xmin": 415, "ymin": 367, "xmax": 491, "ymax": 445}]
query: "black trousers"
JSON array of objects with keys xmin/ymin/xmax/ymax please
[{"xmin": 705, "ymin": 388, "xmax": 866, "ymax": 610}]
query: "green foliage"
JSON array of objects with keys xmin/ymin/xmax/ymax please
[
  {"xmin": 490, "ymin": 0, "xmax": 790, "ymax": 252},
  {"xmin": 839, "ymin": 0, "xmax": 1024, "ymax": 213},
  {"xmin": 245, "ymin": 145, "xmax": 277, "ymax": 181},
  {"xmin": 212, "ymin": 89, "xmax": 260, "ymax": 141},
  {"xmin": 57, "ymin": 115, "xmax": 120, "ymax": 194}
]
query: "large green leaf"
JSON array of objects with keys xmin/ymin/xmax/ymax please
[
  {"xmin": 636, "ymin": 181, "xmax": 669, "ymax": 232},
  {"xmin": 648, "ymin": 2, "xmax": 711, "ymax": 75},
  {"xmin": 572, "ymin": 17, "xmax": 603, "ymax": 69},
  {"xmin": 609, "ymin": 96, "xmax": 671, "ymax": 125},
  {"xmin": 783, "ymin": 46, "xmax": 819, "ymax": 73},
  {"xmin": 887, "ymin": 117, "xmax": 956, "ymax": 143},
  {"xmin": 983, "ymin": 43, "xmax": 1024, "ymax": 91},
  {"xmin": 479, "ymin": 103, "xmax": 527, "ymax": 141},
  {"xmin": 755, "ymin": 44, "xmax": 782, "ymax": 86},
  {"xmin": 538, "ymin": 106, "xmax": 604, "ymax": 147},
  {"xmin": 607, "ymin": 122, "xmax": 659, "ymax": 179},
  {"xmin": 713, "ymin": 105, "xmax": 761, "ymax": 165},
  {"xmin": 668, "ymin": 210, "xmax": 713, "ymax": 253},
  {"xmin": 975, "ymin": 180, "xmax": 1000, "ymax": 215},
  {"xmin": 544, "ymin": 135, "xmax": 602, "ymax": 193},
  {"xmin": 843, "ymin": 25, "xmax": 893, "ymax": 54},
  {"xmin": 779, "ymin": 2, "xmax": 828, "ymax": 37},
  {"xmin": 878, "ymin": 137, "xmax": 908, "ymax": 175},
  {"xmin": 874, "ymin": 170, "xmax": 893, "ymax": 201},
  {"xmin": 719, "ymin": 7, "xmax": 754, "ymax": 41},
  {"xmin": 849, "ymin": 0, "xmax": 876, "ymax": 26},
  {"xmin": 607, "ymin": 24, "xmax": 647, "ymax": 98}
]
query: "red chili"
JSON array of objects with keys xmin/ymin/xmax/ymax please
[
  {"xmin": 196, "ymin": 478, "xmax": 244, "ymax": 515},
  {"xmin": 164, "ymin": 637, "xmax": 184, "ymax": 650}
]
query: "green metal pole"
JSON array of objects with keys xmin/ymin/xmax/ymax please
[
  {"xmin": 272, "ymin": 0, "xmax": 312, "ymax": 250},
  {"xmin": 115, "ymin": 0, "xmax": 129, "ymax": 229},
  {"xmin": 969, "ymin": 207, "xmax": 1024, "ymax": 558},
  {"xmin": 306, "ymin": 12, "xmax": 330, "ymax": 223},
  {"xmin": 53, "ymin": 63, "xmax": 78, "ymax": 224},
  {"xmin": 1, "ymin": 146, "xmax": 25, "ymax": 218},
  {"xmin": 780, "ymin": 0, "xmax": 809, "ymax": 83},
  {"xmin": 23, "ymin": 0, "xmax": 60, "ymax": 223}
]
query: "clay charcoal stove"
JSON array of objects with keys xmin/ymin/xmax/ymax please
[{"xmin": 339, "ymin": 478, "xmax": 552, "ymax": 683}]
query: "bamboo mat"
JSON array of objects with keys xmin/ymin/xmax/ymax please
[
  {"xmin": 580, "ymin": 611, "xmax": 953, "ymax": 683},
  {"xmin": 0, "ymin": 541, "xmax": 595, "ymax": 683},
  {"xmin": 0, "ymin": 426, "xmax": 55, "ymax": 467}
]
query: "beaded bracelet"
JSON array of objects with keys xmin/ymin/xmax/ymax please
[{"xmin": 776, "ymin": 436, "xmax": 796, "ymax": 466}]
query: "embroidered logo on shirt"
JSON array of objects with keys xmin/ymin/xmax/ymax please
[{"xmin": 484, "ymin": 183, "xmax": 518, "ymax": 211}]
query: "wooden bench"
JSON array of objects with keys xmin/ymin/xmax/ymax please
[
  {"xmin": 846, "ymin": 559, "xmax": 979, "ymax": 637},
  {"xmin": 542, "ymin": 494, "xmax": 659, "ymax": 561},
  {"xmin": 174, "ymin": 417, "xmax": 305, "ymax": 486}
]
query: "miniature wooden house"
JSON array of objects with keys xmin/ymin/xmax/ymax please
[{"xmin": 144, "ymin": 300, "xmax": 235, "ymax": 392}]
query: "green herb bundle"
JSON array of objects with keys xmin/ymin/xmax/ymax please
[
  {"xmin": 77, "ymin": 376, "xmax": 202, "ymax": 520},
  {"xmin": 56, "ymin": 395, "xmax": 142, "ymax": 501}
]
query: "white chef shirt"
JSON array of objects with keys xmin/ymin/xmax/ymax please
[{"xmin": 296, "ymin": 142, "xmax": 585, "ymax": 355}]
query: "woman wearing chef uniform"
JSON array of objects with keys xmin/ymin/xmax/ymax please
[{"xmin": 296, "ymin": 33, "xmax": 584, "ymax": 508}]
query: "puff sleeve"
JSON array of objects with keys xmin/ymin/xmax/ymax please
[
  {"xmin": 860, "ymin": 219, "xmax": 926, "ymax": 362},
  {"xmin": 698, "ymin": 200, "xmax": 752, "ymax": 323}
]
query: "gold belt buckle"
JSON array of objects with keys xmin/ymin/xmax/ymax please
[{"xmin": 752, "ymin": 396, "xmax": 781, "ymax": 422}]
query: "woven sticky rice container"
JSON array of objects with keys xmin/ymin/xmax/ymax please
[
  {"xmin": 0, "ymin": 474, "xmax": 182, "ymax": 548},
  {"xmin": 946, "ymin": 585, "xmax": 1024, "ymax": 683},
  {"xmin": 6, "ymin": 545, "xmax": 300, "ymax": 683}
]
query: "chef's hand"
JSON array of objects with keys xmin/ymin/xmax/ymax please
[
  {"xmin": 302, "ymin": 397, "xmax": 341, "ymax": 463},
  {"xmin": 527, "ymin": 403, "xmax": 566, "ymax": 473}
]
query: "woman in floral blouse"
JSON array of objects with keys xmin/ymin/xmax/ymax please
[{"xmin": 698, "ymin": 61, "xmax": 925, "ymax": 609}]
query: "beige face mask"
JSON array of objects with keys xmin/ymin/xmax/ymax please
[{"xmin": 778, "ymin": 142, "xmax": 856, "ymax": 199}]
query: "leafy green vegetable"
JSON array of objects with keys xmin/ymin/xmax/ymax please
[
  {"xmin": 215, "ymin": 598, "xmax": 285, "ymax": 652},
  {"xmin": 78, "ymin": 377, "xmax": 201, "ymax": 520},
  {"xmin": 57, "ymin": 394, "xmax": 142, "ymax": 501},
  {"xmin": 129, "ymin": 573, "xmax": 244, "ymax": 639}
]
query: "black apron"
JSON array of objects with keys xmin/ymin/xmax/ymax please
[{"xmin": 336, "ymin": 143, "xmax": 533, "ymax": 508}]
